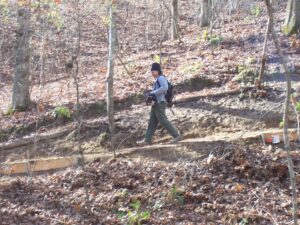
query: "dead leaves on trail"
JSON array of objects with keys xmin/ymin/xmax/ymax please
[{"xmin": 0, "ymin": 144, "xmax": 296, "ymax": 224}]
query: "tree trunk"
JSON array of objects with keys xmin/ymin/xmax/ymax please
[
  {"xmin": 256, "ymin": 18, "xmax": 271, "ymax": 89},
  {"xmin": 265, "ymin": 1, "xmax": 298, "ymax": 224},
  {"xmin": 198, "ymin": 0, "xmax": 212, "ymax": 27},
  {"xmin": 171, "ymin": 0, "xmax": 179, "ymax": 40},
  {"xmin": 107, "ymin": 0, "xmax": 117, "ymax": 153},
  {"xmin": 285, "ymin": 0, "xmax": 300, "ymax": 35},
  {"xmin": 12, "ymin": 7, "xmax": 31, "ymax": 111}
]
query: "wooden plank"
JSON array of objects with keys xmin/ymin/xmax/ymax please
[
  {"xmin": 0, "ymin": 156, "xmax": 78, "ymax": 175},
  {"xmin": 0, "ymin": 153, "xmax": 113, "ymax": 175},
  {"xmin": 1, "ymin": 128, "xmax": 298, "ymax": 175}
]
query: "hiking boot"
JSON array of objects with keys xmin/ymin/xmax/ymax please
[
  {"xmin": 137, "ymin": 139, "xmax": 152, "ymax": 146},
  {"xmin": 169, "ymin": 134, "xmax": 182, "ymax": 144}
]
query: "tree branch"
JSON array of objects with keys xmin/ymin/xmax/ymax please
[{"xmin": 264, "ymin": 1, "xmax": 298, "ymax": 224}]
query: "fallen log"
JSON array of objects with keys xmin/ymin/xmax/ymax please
[
  {"xmin": 0, "ymin": 119, "xmax": 108, "ymax": 151},
  {"xmin": 174, "ymin": 87, "xmax": 253, "ymax": 104},
  {"xmin": 0, "ymin": 126, "xmax": 74, "ymax": 151}
]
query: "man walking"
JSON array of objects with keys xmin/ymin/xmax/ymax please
[{"xmin": 137, "ymin": 63, "xmax": 181, "ymax": 145}]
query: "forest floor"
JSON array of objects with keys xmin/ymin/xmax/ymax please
[
  {"xmin": 1, "ymin": 85, "xmax": 300, "ymax": 224},
  {"xmin": 1, "ymin": 140, "xmax": 300, "ymax": 224},
  {"xmin": 1, "ymin": 1, "xmax": 300, "ymax": 224}
]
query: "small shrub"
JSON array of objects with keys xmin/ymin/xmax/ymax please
[
  {"xmin": 4, "ymin": 107, "xmax": 14, "ymax": 116},
  {"xmin": 209, "ymin": 35, "xmax": 223, "ymax": 46},
  {"xmin": 250, "ymin": 5, "xmax": 261, "ymax": 17},
  {"xmin": 52, "ymin": 106, "xmax": 71, "ymax": 119},
  {"xmin": 119, "ymin": 200, "xmax": 151, "ymax": 225},
  {"xmin": 199, "ymin": 30, "xmax": 223, "ymax": 46},
  {"xmin": 233, "ymin": 68, "xmax": 257, "ymax": 85}
]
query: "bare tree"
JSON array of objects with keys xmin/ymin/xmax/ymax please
[
  {"xmin": 161, "ymin": 0, "xmax": 182, "ymax": 42},
  {"xmin": 285, "ymin": 0, "xmax": 300, "ymax": 35},
  {"xmin": 198, "ymin": 0, "xmax": 212, "ymax": 27},
  {"xmin": 256, "ymin": 18, "xmax": 270, "ymax": 89},
  {"xmin": 265, "ymin": 1, "xmax": 298, "ymax": 224},
  {"xmin": 107, "ymin": 0, "xmax": 118, "ymax": 155},
  {"xmin": 171, "ymin": 0, "xmax": 179, "ymax": 40},
  {"xmin": 12, "ymin": 5, "xmax": 31, "ymax": 111}
]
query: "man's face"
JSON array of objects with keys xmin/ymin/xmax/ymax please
[{"xmin": 151, "ymin": 70, "xmax": 159, "ymax": 78}]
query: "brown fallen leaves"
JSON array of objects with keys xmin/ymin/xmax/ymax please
[{"xmin": 0, "ymin": 143, "xmax": 297, "ymax": 224}]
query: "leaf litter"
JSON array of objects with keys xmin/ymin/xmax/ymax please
[{"xmin": 0, "ymin": 142, "xmax": 297, "ymax": 224}]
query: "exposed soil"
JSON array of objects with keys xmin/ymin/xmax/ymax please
[{"xmin": 0, "ymin": 87, "xmax": 286, "ymax": 163}]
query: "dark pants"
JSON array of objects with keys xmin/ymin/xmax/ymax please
[{"xmin": 144, "ymin": 102, "xmax": 179, "ymax": 142}]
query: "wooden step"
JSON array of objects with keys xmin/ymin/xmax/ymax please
[
  {"xmin": 0, "ymin": 154, "xmax": 111, "ymax": 175},
  {"xmin": 1, "ymin": 128, "xmax": 298, "ymax": 175}
]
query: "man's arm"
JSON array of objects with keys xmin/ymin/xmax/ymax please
[{"xmin": 151, "ymin": 76, "xmax": 168, "ymax": 96}]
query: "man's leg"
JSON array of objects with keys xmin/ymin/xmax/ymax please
[
  {"xmin": 144, "ymin": 107, "xmax": 159, "ymax": 143},
  {"xmin": 154, "ymin": 102, "xmax": 179, "ymax": 138}
]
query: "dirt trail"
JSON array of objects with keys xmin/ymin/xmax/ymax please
[
  {"xmin": 0, "ymin": 127, "xmax": 293, "ymax": 175},
  {"xmin": 0, "ymin": 86, "xmax": 290, "ymax": 177}
]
